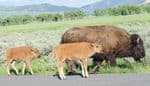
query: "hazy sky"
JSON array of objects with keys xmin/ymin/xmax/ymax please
[{"xmin": 0, "ymin": 0, "xmax": 102, "ymax": 7}]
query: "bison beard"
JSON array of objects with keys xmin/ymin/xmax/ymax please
[{"xmin": 61, "ymin": 25, "xmax": 145, "ymax": 74}]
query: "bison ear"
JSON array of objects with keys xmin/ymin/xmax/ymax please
[{"xmin": 131, "ymin": 34, "xmax": 140, "ymax": 45}]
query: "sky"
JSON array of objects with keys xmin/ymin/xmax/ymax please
[{"xmin": 0, "ymin": 0, "xmax": 102, "ymax": 7}]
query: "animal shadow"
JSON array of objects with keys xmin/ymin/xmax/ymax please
[
  {"xmin": 53, "ymin": 73, "xmax": 83, "ymax": 80},
  {"xmin": 10, "ymin": 69, "xmax": 32, "ymax": 75}
]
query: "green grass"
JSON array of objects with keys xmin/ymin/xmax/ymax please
[
  {"xmin": 0, "ymin": 56, "xmax": 57, "ymax": 75},
  {"xmin": 97, "ymin": 59, "xmax": 150, "ymax": 73},
  {"xmin": 0, "ymin": 13, "xmax": 150, "ymax": 32},
  {"xmin": 1, "ymin": 57, "xmax": 150, "ymax": 75}
]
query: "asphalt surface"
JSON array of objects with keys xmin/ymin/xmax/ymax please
[{"xmin": 0, "ymin": 74, "xmax": 150, "ymax": 86}]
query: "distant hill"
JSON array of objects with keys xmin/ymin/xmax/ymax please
[
  {"xmin": 143, "ymin": 0, "xmax": 150, "ymax": 4},
  {"xmin": 81, "ymin": 0, "xmax": 146, "ymax": 11},
  {"xmin": 0, "ymin": 1, "xmax": 149, "ymax": 18},
  {"xmin": 0, "ymin": 3, "xmax": 78, "ymax": 18},
  {"xmin": 0, "ymin": 3, "xmax": 77, "ymax": 12}
]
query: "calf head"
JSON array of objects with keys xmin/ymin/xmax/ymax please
[
  {"xmin": 91, "ymin": 43, "xmax": 103, "ymax": 53},
  {"xmin": 31, "ymin": 48, "xmax": 40, "ymax": 58},
  {"xmin": 131, "ymin": 34, "xmax": 145, "ymax": 62}
]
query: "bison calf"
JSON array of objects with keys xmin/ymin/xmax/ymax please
[
  {"xmin": 52, "ymin": 42, "xmax": 103, "ymax": 80},
  {"xmin": 6, "ymin": 46, "xmax": 40, "ymax": 75}
]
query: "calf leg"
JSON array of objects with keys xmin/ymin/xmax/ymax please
[
  {"xmin": 11, "ymin": 61, "xmax": 19, "ymax": 75},
  {"xmin": 6, "ymin": 61, "xmax": 11, "ymax": 75},
  {"xmin": 82, "ymin": 59, "xmax": 88, "ymax": 78},
  {"xmin": 80, "ymin": 61, "xmax": 85, "ymax": 77},
  {"xmin": 22, "ymin": 62, "xmax": 26, "ymax": 75},
  {"xmin": 25, "ymin": 60, "xmax": 34, "ymax": 75},
  {"xmin": 57, "ymin": 58, "xmax": 66, "ymax": 80}
]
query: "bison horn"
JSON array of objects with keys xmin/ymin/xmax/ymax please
[
  {"xmin": 137, "ymin": 37, "xmax": 140, "ymax": 43},
  {"xmin": 142, "ymin": 57, "xmax": 147, "ymax": 66}
]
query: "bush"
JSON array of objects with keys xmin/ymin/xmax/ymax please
[
  {"xmin": 93, "ymin": 9, "xmax": 107, "ymax": 16},
  {"xmin": 0, "ymin": 15, "xmax": 33, "ymax": 26},
  {"xmin": 117, "ymin": 4, "xmax": 141, "ymax": 15},
  {"xmin": 93, "ymin": 4, "xmax": 141, "ymax": 16},
  {"xmin": 0, "ymin": 19, "xmax": 7, "ymax": 26},
  {"xmin": 140, "ymin": 4, "xmax": 150, "ymax": 13},
  {"xmin": 35, "ymin": 13, "xmax": 63, "ymax": 22},
  {"xmin": 64, "ymin": 10, "xmax": 85, "ymax": 20}
]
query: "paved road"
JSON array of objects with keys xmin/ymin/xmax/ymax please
[{"xmin": 0, "ymin": 74, "xmax": 150, "ymax": 86}]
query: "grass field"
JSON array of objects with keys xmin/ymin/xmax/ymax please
[{"xmin": 0, "ymin": 13, "xmax": 150, "ymax": 75}]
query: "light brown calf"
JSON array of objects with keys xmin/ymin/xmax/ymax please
[
  {"xmin": 52, "ymin": 42, "xmax": 103, "ymax": 80},
  {"xmin": 5, "ymin": 46, "xmax": 40, "ymax": 75}
]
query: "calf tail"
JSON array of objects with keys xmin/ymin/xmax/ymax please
[{"xmin": 51, "ymin": 47, "xmax": 58, "ymax": 59}]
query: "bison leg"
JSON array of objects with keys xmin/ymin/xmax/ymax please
[
  {"xmin": 25, "ymin": 60, "xmax": 34, "ymax": 75},
  {"xmin": 57, "ymin": 58, "xmax": 66, "ymax": 80},
  {"xmin": 107, "ymin": 55, "xmax": 116, "ymax": 66},
  {"xmin": 92, "ymin": 63, "xmax": 98, "ymax": 74},
  {"xmin": 22, "ymin": 62, "xmax": 26, "ymax": 75},
  {"xmin": 11, "ymin": 61, "xmax": 19, "ymax": 75},
  {"xmin": 65, "ymin": 60, "xmax": 72, "ymax": 73},
  {"xmin": 81, "ymin": 59, "xmax": 88, "ymax": 78},
  {"xmin": 92, "ymin": 59, "xmax": 103, "ymax": 74},
  {"xmin": 65, "ymin": 60, "xmax": 77, "ymax": 74},
  {"xmin": 92, "ymin": 65, "xmax": 99, "ymax": 74}
]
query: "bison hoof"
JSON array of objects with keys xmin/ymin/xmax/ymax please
[{"xmin": 91, "ymin": 71, "xmax": 96, "ymax": 74}]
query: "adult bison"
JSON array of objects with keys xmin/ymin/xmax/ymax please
[{"xmin": 61, "ymin": 25, "xmax": 145, "ymax": 73}]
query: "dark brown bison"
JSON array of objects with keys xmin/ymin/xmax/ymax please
[{"xmin": 61, "ymin": 25, "xmax": 145, "ymax": 73}]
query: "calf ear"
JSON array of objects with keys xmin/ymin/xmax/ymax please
[
  {"xmin": 31, "ymin": 48, "xmax": 35, "ymax": 52},
  {"xmin": 90, "ymin": 43, "xmax": 95, "ymax": 47}
]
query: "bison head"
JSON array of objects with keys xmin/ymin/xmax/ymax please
[{"xmin": 131, "ymin": 34, "xmax": 145, "ymax": 63}]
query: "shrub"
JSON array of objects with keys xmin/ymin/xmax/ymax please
[
  {"xmin": 93, "ymin": 4, "xmax": 141, "ymax": 16},
  {"xmin": 35, "ymin": 13, "xmax": 63, "ymax": 22},
  {"xmin": 64, "ymin": 10, "xmax": 85, "ymax": 20}
]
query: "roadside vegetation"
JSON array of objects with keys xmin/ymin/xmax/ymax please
[
  {"xmin": 0, "ymin": 13, "xmax": 150, "ymax": 32},
  {"xmin": 0, "ymin": 4, "xmax": 150, "ymax": 26}
]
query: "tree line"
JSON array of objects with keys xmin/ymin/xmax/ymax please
[
  {"xmin": 0, "ymin": 4, "xmax": 150, "ymax": 26},
  {"xmin": 93, "ymin": 4, "xmax": 150, "ymax": 16}
]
